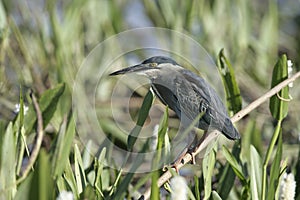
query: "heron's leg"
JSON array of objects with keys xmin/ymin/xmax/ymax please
[
  {"xmin": 170, "ymin": 129, "xmax": 200, "ymax": 169},
  {"xmin": 169, "ymin": 148, "xmax": 188, "ymax": 173},
  {"xmin": 187, "ymin": 130, "xmax": 208, "ymax": 164},
  {"xmin": 168, "ymin": 128, "xmax": 204, "ymax": 172}
]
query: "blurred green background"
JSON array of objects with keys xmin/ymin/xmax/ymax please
[{"xmin": 0, "ymin": 0, "xmax": 300, "ymax": 199}]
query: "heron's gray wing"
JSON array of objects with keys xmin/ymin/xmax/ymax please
[
  {"xmin": 180, "ymin": 70, "xmax": 240, "ymax": 139},
  {"xmin": 173, "ymin": 74, "xmax": 209, "ymax": 127}
]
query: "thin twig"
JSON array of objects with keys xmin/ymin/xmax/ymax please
[
  {"xmin": 16, "ymin": 92, "xmax": 44, "ymax": 184},
  {"xmin": 142, "ymin": 71, "xmax": 300, "ymax": 200},
  {"xmin": 231, "ymin": 71, "xmax": 300, "ymax": 123}
]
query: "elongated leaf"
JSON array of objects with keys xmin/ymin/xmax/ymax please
[
  {"xmin": 14, "ymin": 173, "xmax": 33, "ymax": 200},
  {"xmin": 24, "ymin": 83, "xmax": 65, "ymax": 134},
  {"xmin": 217, "ymin": 49, "xmax": 242, "ymax": 114},
  {"xmin": 0, "ymin": 0, "xmax": 7, "ymax": 32},
  {"xmin": 261, "ymin": 119, "xmax": 282, "ymax": 200},
  {"xmin": 64, "ymin": 160, "xmax": 78, "ymax": 197},
  {"xmin": 52, "ymin": 118, "xmax": 67, "ymax": 176},
  {"xmin": 112, "ymin": 142, "xmax": 148, "ymax": 199},
  {"xmin": 127, "ymin": 90, "xmax": 153, "ymax": 151},
  {"xmin": 56, "ymin": 176, "xmax": 67, "ymax": 193},
  {"xmin": 74, "ymin": 144, "xmax": 87, "ymax": 194},
  {"xmin": 194, "ymin": 176, "xmax": 201, "ymax": 200},
  {"xmin": 15, "ymin": 87, "xmax": 27, "ymax": 175},
  {"xmin": 144, "ymin": 118, "xmax": 164, "ymax": 198},
  {"xmin": 52, "ymin": 115, "xmax": 76, "ymax": 178},
  {"xmin": 212, "ymin": 191, "xmax": 222, "ymax": 200},
  {"xmin": 295, "ymin": 146, "xmax": 300, "ymax": 198},
  {"xmin": 157, "ymin": 106, "xmax": 169, "ymax": 151},
  {"xmin": 217, "ymin": 142, "xmax": 240, "ymax": 199},
  {"xmin": 152, "ymin": 106, "xmax": 170, "ymax": 168},
  {"xmin": 269, "ymin": 54, "xmax": 289, "ymax": 120},
  {"xmin": 150, "ymin": 170, "xmax": 159, "ymax": 200},
  {"xmin": 29, "ymin": 149, "xmax": 54, "ymax": 200},
  {"xmin": 0, "ymin": 122, "xmax": 16, "ymax": 199},
  {"xmin": 250, "ymin": 145, "xmax": 262, "ymax": 200},
  {"xmin": 222, "ymin": 145, "xmax": 246, "ymax": 183},
  {"xmin": 203, "ymin": 147, "xmax": 216, "ymax": 200},
  {"xmin": 94, "ymin": 148, "xmax": 106, "ymax": 198},
  {"xmin": 267, "ymin": 131, "xmax": 282, "ymax": 200},
  {"xmin": 80, "ymin": 185, "xmax": 98, "ymax": 199}
]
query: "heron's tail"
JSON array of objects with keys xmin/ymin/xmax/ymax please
[{"xmin": 221, "ymin": 118, "xmax": 240, "ymax": 140}]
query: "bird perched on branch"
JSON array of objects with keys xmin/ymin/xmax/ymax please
[{"xmin": 110, "ymin": 56, "xmax": 240, "ymax": 141}]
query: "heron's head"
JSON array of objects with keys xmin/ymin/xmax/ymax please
[{"xmin": 109, "ymin": 56, "xmax": 179, "ymax": 77}]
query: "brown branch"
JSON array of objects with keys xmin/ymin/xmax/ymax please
[
  {"xmin": 231, "ymin": 71, "xmax": 300, "ymax": 123},
  {"xmin": 142, "ymin": 71, "xmax": 300, "ymax": 200},
  {"xmin": 17, "ymin": 92, "xmax": 44, "ymax": 184}
]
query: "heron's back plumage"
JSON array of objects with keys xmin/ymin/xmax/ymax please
[{"xmin": 151, "ymin": 66, "xmax": 240, "ymax": 140}]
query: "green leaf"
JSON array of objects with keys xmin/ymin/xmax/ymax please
[
  {"xmin": 52, "ymin": 115, "xmax": 76, "ymax": 178},
  {"xmin": 269, "ymin": 54, "xmax": 289, "ymax": 120},
  {"xmin": 152, "ymin": 106, "xmax": 170, "ymax": 169},
  {"xmin": 0, "ymin": 0, "xmax": 7, "ymax": 33},
  {"xmin": 222, "ymin": 145, "xmax": 246, "ymax": 183},
  {"xmin": 203, "ymin": 146, "xmax": 216, "ymax": 200},
  {"xmin": 112, "ymin": 142, "xmax": 148, "ymax": 199},
  {"xmin": 157, "ymin": 106, "xmax": 169, "ymax": 151},
  {"xmin": 217, "ymin": 49, "xmax": 242, "ymax": 114},
  {"xmin": 56, "ymin": 176, "xmax": 67, "ymax": 193},
  {"xmin": 150, "ymin": 170, "xmax": 159, "ymax": 200},
  {"xmin": 127, "ymin": 90, "xmax": 153, "ymax": 151},
  {"xmin": 212, "ymin": 191, "xmax": 222, "ymax": 200},
  {"xmin": 24, "ymin": 83, "xmax": 65, "ymax": 134},
  {"xmin": 261, "ymin": 119, "xmax": 283, "ymax": 200},
  {"xmin": 80, "ymin": 184, "xmax": 98, "ymax": 199},
  {"xmin": 14, "ymin": 173, "xmax": 33, "ymax": 200},
  {"xmin": 295, "ymin": 146, "xmax": 300, "ymax": 198},
  {"xmin": 250, "ymin": 145, "xmax": 262, "ymax": 200},
  {"xmin": 64, "ymin": 160, "xmax": 79, "ymax": 197},
  {"xmin": 15, "ymin": 87, "xmax": 27, "ymax": 175},
  {"xmin": 74, "ymin": 144, "xmax": 87, "ymax": 194},
  {"xmin": 267, "ymin": 131, "xmax": 282, "ymax": 200},
  {"xmin": 29, "ymin": 149, "xmax": 54, "ymax": 200},
  {"xmin": 194, "ymin": 176, "xmax": 201, "ymax": 200},
  {"xmin": 94, "ymin": 148, "xmax": 106, "ymax": 198},
  {"xmin": 125, "ymin": 122, "xmax": 162, "ymax": 197},
  {"xmin": 243, "ymin": 119, "xmax": 262, "ymax": 158},
  {"xmin": 0, "ymin": 122, "xmax": 16, "ymax": 199},
  {"xmin": 217, "ymin": 142, "xmax": 240, "ymax": 199}
]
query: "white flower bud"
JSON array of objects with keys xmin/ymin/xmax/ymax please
[
  {"xmin": 170, "ymin": 176, "xmax": 188, "ymax": 200},
  {"xmin": 279, "ymin": 172, "xmax": 296, "ymax": 200},
  {"xmin": 14, "ymin": 104, "xmax": 29, "ymax": 115},
  {"xmin": 56, "ymin": 191, "xmax": 74, "ymax": 200},
  {"xmin": 287, "ymin": 60, "xmax": 293, "ymax": 88}
]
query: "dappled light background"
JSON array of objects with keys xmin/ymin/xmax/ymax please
[
  {"xmin": 1, "ymin": 0, "xmax": 300, "ymax": 154},
  {"xmin": 0, "ymin": 0, "xmax": 300, "ymax": 198}
]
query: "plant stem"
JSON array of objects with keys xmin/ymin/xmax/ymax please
[
  {"xmin": 16, "ymin": 92, "xmax": 44, "ymax": 184},
  {"xmin": 261, "ymin": 119, "xmax": 282, "ymax": 200}
]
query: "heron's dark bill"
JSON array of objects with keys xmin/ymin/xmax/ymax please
[{"xmin": 109, "ymin": 64, "xmax": 152, "ymax": 76}]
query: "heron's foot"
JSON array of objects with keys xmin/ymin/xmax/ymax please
[
  {"xmin": 167, "ymin": 147, "xmax": 198, "ymax": 173},
  {"xmin": 163, "ymin": 162, "xmax": 180, "ymax": 173},
  {"xmin": 167, "ymin": 148, "xmax": 189, "ymax": 173},
  {"xmin": 187, "ymin": 147, "xmax": 197, "ymax": 165}
]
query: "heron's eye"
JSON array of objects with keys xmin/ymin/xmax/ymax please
[{"xmin": 149, "ymin": 63, "xmax": 158, "ymax": 67}]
